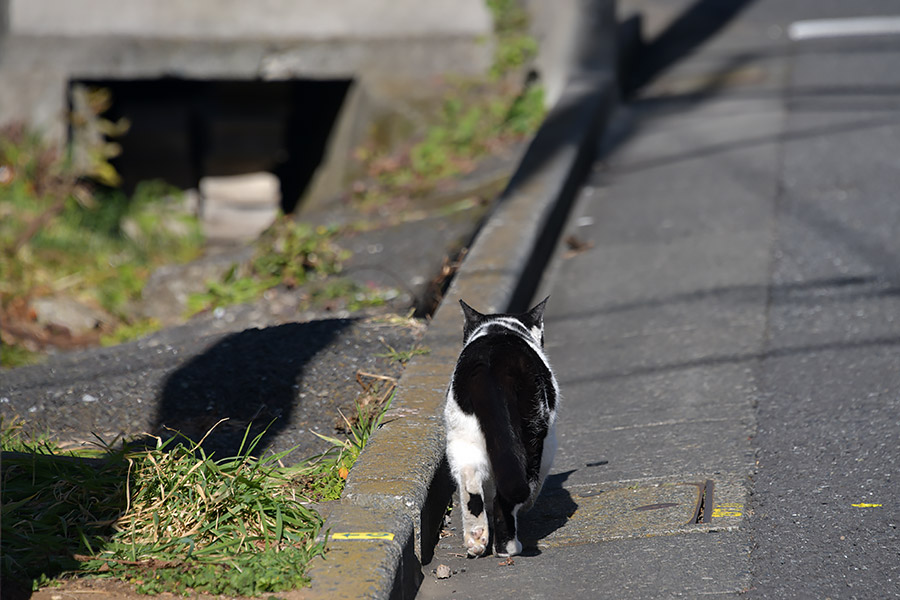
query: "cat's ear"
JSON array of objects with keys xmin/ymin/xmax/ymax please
[
  {"xmin": 523, "ymin": 296, "xmax": 549, "ymax": 346},
  {"xmin": 526, "ymin": 296, "xmax": 550, "ymax": 324},
  {"xmin": 459, "ymin": 299, "xmax": 484, "ymax": 343},
  {"xmin": 459, "ymin": 299, "xmax": 484, "ymax": 323}
]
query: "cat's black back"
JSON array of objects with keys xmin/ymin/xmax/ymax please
[
  {"xmin": 452, "ymin": 329, "xmax": 555, "ymax": 502},
  {"xmin": 444, "ymin": 298, "xmax": 559, "ymax": 557}
]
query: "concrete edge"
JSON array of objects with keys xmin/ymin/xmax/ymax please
[{"xmin": 304, "ymin": 2, "xmax": 628, "ymax": 598}]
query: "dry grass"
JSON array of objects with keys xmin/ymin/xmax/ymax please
[{"xmin": 1, "ymin": 418, "xmax": 325, "ymax": 596}]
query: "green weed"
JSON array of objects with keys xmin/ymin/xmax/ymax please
[
  {"xmin": 486, "ymin": 0, "xmax": 539, "ymax": 78},
  {"xmin": 100, "ymin": 317, "xmax": 162, "ymax": 347},
  {"xmin": 253, "ymin": 219, "xmax": 350, "ymax": 284},
  {"xmin": 1, "ymin": 375, "xmax": 396, "ymax": 596},
  {"xmin": 348, "ymin": 0, "xmax": 545, "ymax": 210},
  {"xmin": 186, "ymin": 264, "xmax": 272, "ymax": 316},
  {"xmin": 0, "ymin": 418, "xmax": 325, "ymax": 596},
  {"xmin": 0, "ymin": 343, "xmax": 41, "ymax": 368},
  {"xmin": 0, "ymin": 415, "xmax": 59, "ymax": 454},
  {"xmin": 351, "ymin": 79, "xmax": 544, "ymax": 209},
  {"xmin": 308, "ymin": 278, "xmax": 394, "ymax": 312},
  {"xmin": 187, "ymin": 218, "xmax": 397, "ymax": 315},
  {"xmin": 187, "ymin": 218, "xmax": 353, "ymax": 316},
  {"xmin": 88, "ymin": 425, "xmax": 326, "ymax": 596},
  {"xmin": 292, "ymin": 383, "xmax": 395, "ymax": 502},
  {"xmin": 0, "ymin": 124, "xmax": 204, "ymax": 366},
  {"xmin": 376, "ymin": 340, "xmax": 431, "ymax": 364},
  {"xmin": 1, "ymin": 418, "xmax": 129, "ymax": 589}
]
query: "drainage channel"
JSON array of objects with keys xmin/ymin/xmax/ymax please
[{"xmin": 69, "ymin": 78, "xmax": 352, "ymax": 214}]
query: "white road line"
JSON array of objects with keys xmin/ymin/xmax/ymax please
[{"xmin": 789, "ymin": 16, "xmax": 900, "ymax": 41}]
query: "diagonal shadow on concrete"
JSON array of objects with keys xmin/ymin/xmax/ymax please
[
  {"xmin": 518, "ymin": 469, "xmax": 579, "ymax": 555},
  {"xmin": 626, "ymin": 0, "xmax": 760, "ymax": 94},
  {"xmin": 154, "ymin": 319, "xmax": 353, "ymax": 457}
]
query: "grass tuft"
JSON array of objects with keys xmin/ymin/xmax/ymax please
[
  {"xmin": 291, "ymin": 373, "xmax": 397, "ymax": 502},
  {"xmin": 86, "ymin": 422, "xmax": 327, "ymax": 596},
  {"xmin": 186, "ymin": 217, "xmax": 394, "ymax": 316},
  {"xmin": 376, "ymin": 340, "xmax": 431, "ymax": 364},
  {"xmin": 1, "ymin": 418, "xmax": 325, "ymax": 596},
  {"xmin": 1, "ymin": 415, "xmax": 129, "ymax": 590},
  {"xmin": 1, "ymin": 373, "xmax": 397, "ymax": 596}
]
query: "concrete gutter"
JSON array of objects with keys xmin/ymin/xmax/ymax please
[{"xmin": 302, "ymin": 2, "xmax": 629, "ymax": 597}]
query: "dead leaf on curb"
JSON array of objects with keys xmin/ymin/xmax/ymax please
[
  {"xmin": 563, "ymin": 235, "xmax": 594, "ymax": 258},
  {"xmin": 498, "ymin": 557, "xmax": 515, "ymax": 566},
  {"xmin": 435, "ymin": 564, "xmax": 452, "ymax": 579}
]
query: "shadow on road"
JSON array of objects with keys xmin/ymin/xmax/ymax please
[
  {"xmin": 519, "ymin": 469, "xmax": 578, "ymax": 554},
  {"xmin": 626, "ymin": 0, "xmax": 759, "ymax": 95},
  {"xmin": 0, "ymin": 451, "xmax": 129, "ymax": 600},
  {"xmin": 154, "ymin": 319, "xmax": 353, "ymax": 457}
]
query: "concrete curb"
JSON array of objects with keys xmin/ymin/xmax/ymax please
[{"xmin": 303, "ymin": 2, "xmax": 625, "ymax": 597}]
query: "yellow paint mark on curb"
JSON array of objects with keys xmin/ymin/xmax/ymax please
[
  {"xmin": 712, "ymin": 503, "xmax": 743, "ymax": 518},
  {"xmin": 851, "ymin": 503, "xmax": 882, "ymax": 508},
  {"xmin": 331, "ymin": 532, "xmax": 395, "ymax": 541}
]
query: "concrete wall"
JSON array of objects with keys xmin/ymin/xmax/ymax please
[
  {"xmin": 0, "ymin": 0, "xmax": 493, "ymax": 138},
  {"xmin": 9, "ymin": 0, "xmax": 490, "ymax": 40},
  {"xmin": 0, "ymin": 0, "xmax": 494, "ymax": 212},
  {"xmin": 526, "ymin": 0, "xmax": 619, "ymax": 108}
]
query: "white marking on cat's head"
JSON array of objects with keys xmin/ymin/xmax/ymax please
[{"xmin": 458, "ymin": 298, "xmax": 550, "ymax": 348}]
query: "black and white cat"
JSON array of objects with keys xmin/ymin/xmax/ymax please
[{"xmin": 444, "ymin": 298, "xmax": 559, "ymax": 557}]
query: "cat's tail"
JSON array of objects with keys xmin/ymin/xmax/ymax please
[{"xmin": 469, "ymin": 364, "xmax": 531, "ymax": 505}]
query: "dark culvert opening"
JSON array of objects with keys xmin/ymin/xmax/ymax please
[{"xmin": 69, "ymin": 78, "xmax": 352, "ymax": 214}]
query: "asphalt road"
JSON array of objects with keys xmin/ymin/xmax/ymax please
[
  {"xmin": 743, "ymin": 2, "xmax": 900, "ymax": 597},
  {"xmin": 420, "ymin": 0, "xmax": 900, "ymax": 597}
]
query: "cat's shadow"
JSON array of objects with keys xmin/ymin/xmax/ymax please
[{"xmin": 518, "ymin": 469, "xmax": 578, "ymax": 556}]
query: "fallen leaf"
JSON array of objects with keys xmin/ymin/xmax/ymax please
[
  {"xmin": 498, "ymin": 557, "xmax": 515, "ymax": 566},
  {"xmin": 563, "ymin": 234, "xmax": 594, "ymax": 258},
  {"xmin": 435, "ymin": 564, "xmax": 451, "ymax": 579}
]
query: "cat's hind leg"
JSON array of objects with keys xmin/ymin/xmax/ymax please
[
  {"xmin": 457, "ymin": 464, "xmax": 491, "ymax": 556},
  {"xmin": 492, "ymin": 494, "xmax": 523, "ymax": 557}
]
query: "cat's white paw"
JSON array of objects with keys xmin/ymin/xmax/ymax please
[
  {"xmin": 465, "ymin": 526, "xmax": 489, "ymax": 557},
  {"xmin": 495, "ymin": 538, "xmax": 522, "ymax": 557}
]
